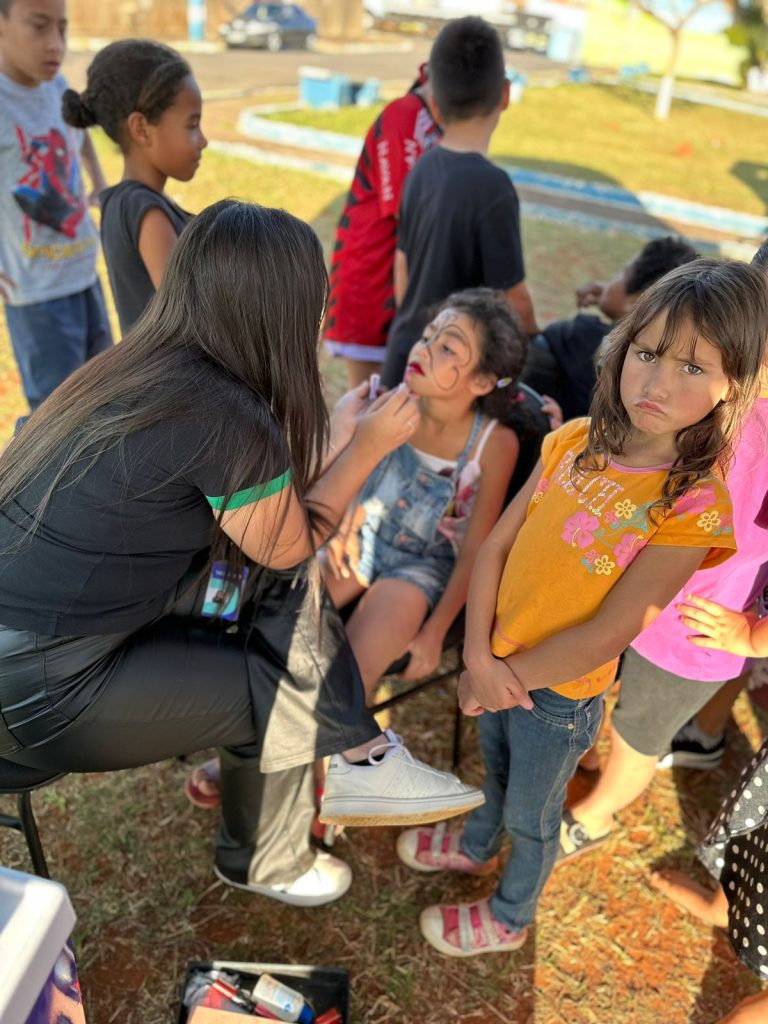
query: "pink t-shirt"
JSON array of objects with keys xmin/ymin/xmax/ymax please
[{"xmin": 631, "ymin": 396, "xmax": 768, "ymax": 682}]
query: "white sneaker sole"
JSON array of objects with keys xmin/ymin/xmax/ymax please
[
  {"xmin": 320, "ymin": 791, "xmax": 485, "ymax": 827},
  {"xmin": 213, "ymin": 864, "xmax": 352, "ymax": 907},
  {"xmin": 656, "ymin": 750, "xmax": 723, "ymax": 770}
]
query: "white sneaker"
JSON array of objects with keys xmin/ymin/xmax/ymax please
[
  {"xmin": 214, "ymin": 850, "xmax": 352, "ymax": 907},
  {"xmin": 319, "ymin": 729, "xmax": 485, "ymax": 827}
]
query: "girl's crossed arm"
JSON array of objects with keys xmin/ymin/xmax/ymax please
[
  {"xmin": 486, "ymin": 542, "xmax": 709, "ymax": 709},
  {"xmin": 401, "ymin": 424, "xmax": 520, "ymax": 680}
]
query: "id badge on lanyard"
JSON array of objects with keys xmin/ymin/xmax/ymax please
[{"xmin": 201, "ymin": 560, "xmax": 249, "ymax": 622}]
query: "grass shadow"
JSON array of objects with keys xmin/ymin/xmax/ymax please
[
  {"xmin": 730, "ymin": 161, "xmax": 768, "ymax": 215},
  {"xmin": 491, "ymin": 155, "xmax": 676, "ymax": 235},
  {"xmin": 494, "ymin": 155, "xmax": 629, "ymax": 187},
  {"xmin": 671, "ymin": 720, "xmax": 758, "ymax": 846},
  {"xmin": 688, "ymin": 930, "xmax": 763, "ymax": 1024}
]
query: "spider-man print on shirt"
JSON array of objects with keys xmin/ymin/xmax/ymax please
[{"xmin": 12, "ymin": 125, "xmax": 85, "ymax": 241}]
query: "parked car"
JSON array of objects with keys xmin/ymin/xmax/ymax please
[{"xmin": 219, "ymin": 3, "xmax": 318, "ymax": 51}]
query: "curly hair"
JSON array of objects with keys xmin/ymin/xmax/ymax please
[
  {"xmin": 429, "ymin": 288, "xmax": 528, "ymax": 423},
  {"xmin": 575, "ymin": 258, "xmax": 768, "ymax": 517},
  {"xmin": 624, "ymin": 236, "xmax": 699, "ymax": 295},
  {"xmin": 61, "ymin": 39, "xmax": 191, "ymax": 149}
]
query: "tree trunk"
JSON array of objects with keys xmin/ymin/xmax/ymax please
[{"xmin": 655, "ymin": 26, "xmax": 681, "ymax": 120}]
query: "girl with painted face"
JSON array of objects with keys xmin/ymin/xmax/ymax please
[{"xmin": 323, "ymin": 287, "xmax": 528, "ymax": 695}]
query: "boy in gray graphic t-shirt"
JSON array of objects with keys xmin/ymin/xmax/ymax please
[{"xmin": 0, "ymin": 0, "xmax": 112, "ymax": 415}]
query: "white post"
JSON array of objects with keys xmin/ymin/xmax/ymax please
[
  {"xmin": 654, "ymin": 27, "xmax": 680, "ymax": 121},
  {"xmin": 655, "ymin": 73, "xmax": 674, "ymax": 119},
  {"xmin": 188, "ymin": 0, "xmax": 207, "ymax": 42}
]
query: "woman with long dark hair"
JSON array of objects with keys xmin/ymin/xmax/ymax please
[{"xmin": 0, "ymin": 200, "xmax": 482, "ymax": 906}]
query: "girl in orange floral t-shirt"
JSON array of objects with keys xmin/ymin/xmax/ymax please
[{"xmin": 395, "ymin": 258, "xmax": 768, "ymax": 957}]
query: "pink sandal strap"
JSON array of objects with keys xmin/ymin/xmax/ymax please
[
  {"xmin": 442, "ymin": 900, "xmax": 518, "ymax": 953},
  {"xmin": 429, "ymin": 821, "xmax": 448, "ymax": 858},
  {"xmin": 476, "ymin": 899, "xmax": 502, "ymax": 948}
]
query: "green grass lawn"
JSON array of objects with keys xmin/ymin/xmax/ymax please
[{"xmin": 266, "ymin": 83, "xmax": 768, "ymax": 216}]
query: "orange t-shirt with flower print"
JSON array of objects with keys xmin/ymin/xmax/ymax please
[{"xmin": 491, "ymin": 418, "xmax": 736, "ymax": 700}]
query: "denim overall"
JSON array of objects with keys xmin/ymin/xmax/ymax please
[{"xmin": 352, "ymin": 412, "xmax": 485, "ymax": 607}]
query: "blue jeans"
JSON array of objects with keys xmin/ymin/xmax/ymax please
[
  {"xmin": 461, "ymin": 686, "xmax": 604, "ymax": 931},
  {"xmin": 5, "ymin": 280, "xmax": 113, "ymax": 411}
]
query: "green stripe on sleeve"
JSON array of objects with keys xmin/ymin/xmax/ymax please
[{"xmin": 206, "ymin": 469, "xmax": 292, "ymax": 511}]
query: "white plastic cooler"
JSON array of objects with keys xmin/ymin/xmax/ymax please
[{"xmin": 0, "ymin": 866, "xmax": 85, "ymax": 1024}]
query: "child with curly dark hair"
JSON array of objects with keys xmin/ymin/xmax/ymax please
[
  {"xmin": 324, "ymin": 288, "xmax": 526, "ymax": 692},
  {"xmin": 62, "ymin": 39, "xmax": 207, "ymax": 332}
]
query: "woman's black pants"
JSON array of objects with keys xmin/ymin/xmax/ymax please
[{"xmin": 0, "ymin": 568, "xmax": 379, "ymax": 886}]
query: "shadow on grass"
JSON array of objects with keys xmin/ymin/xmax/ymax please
[
  {"xmin": 491, "ymin": 156, "xmax": 676, "ymax": 236},
  {"xmin": 731, "ymin": 161, "xmax": 768, "ymax": 215},
  {"xmin": 494, "ymin": 156, "xmax": 628, "ymax": 187},
  {"xmin": 689, "ymin": 935, "xmax": 763, "ymax": 1024}
]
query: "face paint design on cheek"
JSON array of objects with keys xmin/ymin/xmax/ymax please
[{"xmin": 423, "ymin": 309, "xmax": 473, "ymax": 391}]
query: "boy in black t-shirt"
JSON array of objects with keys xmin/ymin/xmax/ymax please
[
  {"xmin": 381, "ymin": 17, "xmax": 538, "ymax": 386},
  {"xmin": 521, "ymin": 235, "xmax": 699, "ymax": 421}
]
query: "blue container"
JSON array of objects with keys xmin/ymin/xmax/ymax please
[
  {"xmin": 547, "ymin": 26, "xmax": 581, "ymax": 63},
  {"xmin": 567, "ymin": 66, "xmax": 591, "ymax": 84},
  {"xmin": 299, "ymin": 68, "xmax": 353, "ymax": 109},
  {"xmin": 351, "ymin": 78, "xmax": 381, "ymax": 107}
]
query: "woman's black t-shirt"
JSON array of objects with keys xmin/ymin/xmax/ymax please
[
  {"xmin": 0, "ymin": 360, "xmax": 292, "ymax": 636},
  {"xmin": 100, "ymin": 180, "xmax": 193, "ymax": 334}
]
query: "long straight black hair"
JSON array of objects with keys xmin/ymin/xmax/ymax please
[{"xmin": 0, "ymin": 200, "xmax": 330, "ymax": 565}]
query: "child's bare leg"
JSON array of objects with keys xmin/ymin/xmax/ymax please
[
  {"xmin": 696, "ymin": 671, "xmax": 750, "ymax": 737},
  {"xmin": 717, "ymin": 992, "xmax": 768, "ymax": 1023},
  {"xmin": 578, "ymin": 740, "xmax": 600, "ymax": 772},
  {"xmin": 344, "ymin": 578, "xmax": 430, "ymax": 699},
  {"xmin": 345, "ymin": 357, "xmax": 382, "ymax": 389},
  {"xmin": 650, "ymin": 868, "xmax": 729, "ymax": 927},
  {"xmin": 569, "ymin": 725, "xmax": 656, "ymax": 835}
]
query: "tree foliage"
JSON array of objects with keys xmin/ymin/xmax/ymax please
[{"xmin": 726, "ymin": 0, "xmax": 768, "ymax": 82}]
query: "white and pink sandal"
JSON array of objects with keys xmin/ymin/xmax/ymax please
[
  {"xmin": 420, "ymin": 897, "xmax": 528, "ymax": 958},
  {"xmin": 396, "ymin": 821, "xmax": 498, "ymax": 874}
]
